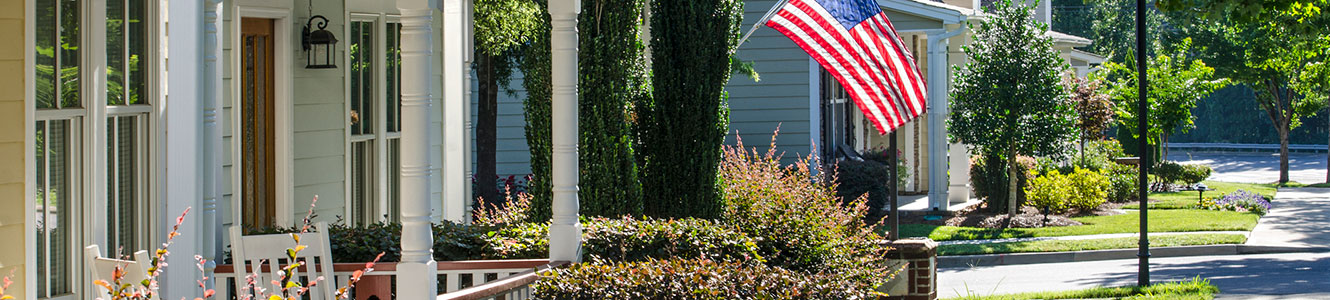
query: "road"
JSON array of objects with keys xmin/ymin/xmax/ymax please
[
  {"xmin": 1168, "ymin": 151, "xmax": 1327, "ymax": 184},
  {"xmin": 938, "ymin": 252, "xmax": 1330, "ymax": 298}
]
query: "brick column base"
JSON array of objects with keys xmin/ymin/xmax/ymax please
[{"xmin": 879, "ymin": 238, "xmax": 939, "ymax": 300}]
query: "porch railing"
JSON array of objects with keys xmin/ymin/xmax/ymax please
[
  {"xmin": 436, "ymin": 261, "xmax": 568, "ymax": 300},
  {"xmin": 214, "ymin": 259, "xmax": 550, "ymax": 300}
]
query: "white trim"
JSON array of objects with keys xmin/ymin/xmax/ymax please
[
  {"xmin": 877, "ymin": 0, "xmax": 972, "ymax": 24},
  {"xmin": 25, "ymin": 0, "xmax": 38, "ymax": 296},
  {"xmin": 231, "ymin": 6, "xmax": 295, "ymax": 227}
]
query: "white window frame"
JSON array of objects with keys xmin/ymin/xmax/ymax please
[
  {"xmin": 30, "ymin": 0, "xmax": 162, "ymax": 298},
  {"xmin": 344, "ymin": 13, "xmax": 403, "ymax": 226}
]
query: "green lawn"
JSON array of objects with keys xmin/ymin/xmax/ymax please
[
  {"xmin": 942, "ymin": 277, "xmax": 1218, "ymax": 300},
  {"xmin": 1122, "ymin": 181, "xmax": 1278, "ymax": 210},
  {"xmin": 900, "ymin": 209, "xmax": 1259, "ymax": 241},
  {"xmin": 937, "ymin": 233, "xmax": 1247, "ymax": 256}
]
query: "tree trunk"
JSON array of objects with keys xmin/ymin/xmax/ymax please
[
  {"xmin": 1280, "ymin": 125, "xmax": 1291, "ymax": 183},
  {"xmin": 1007, "ymin": 148, "xmax": 1019, "ymax": 218},
  {"xmin": 476, "ymin": 52, "xmax": 500, "ymax": 205}
]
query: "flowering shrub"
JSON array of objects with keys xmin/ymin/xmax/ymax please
[
  {"xmin": 473, "ymin": 186, "xmax": 534, "ymax": 225},
  {"xmin": 1204, "ymin": 189, "xmax": 1272, "ymax": 215},
  {"xmin": 718, "ymin": 132, "xmax": 891, "ymax": 292},
  {"xmin": 471, "ymin": 174, "xmax": 533, "ymax": 199}
]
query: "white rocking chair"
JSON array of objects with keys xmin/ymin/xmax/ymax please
[
  {"xmin": 228, "ymin": 222, "xmax": 337, "ymax": 300},
  {"xmin": 84, "ymin": 245, "xmax": 152, "ymax": 296}
]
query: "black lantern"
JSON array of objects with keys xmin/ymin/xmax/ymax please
[{"xmin": 302, "ymin": 15, "xmax": 338, "ymax": 69}]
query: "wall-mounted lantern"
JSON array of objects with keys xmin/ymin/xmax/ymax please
[{"xmin": 303, "ymin": 15, "xmax": 338, "ymax": 69}]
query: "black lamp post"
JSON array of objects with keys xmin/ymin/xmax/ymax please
[
  {"xmin": 1135, "ymin": 0, "xmax": 1151, "ymax": 287},
  {"xmin": 303, "ymin": 15, "xmax": 338, "ymax": 69}
]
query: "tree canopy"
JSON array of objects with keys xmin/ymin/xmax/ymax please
[{"xmin": 1099, "ymin": 39, "xmax": 1229, "ymax": 145}]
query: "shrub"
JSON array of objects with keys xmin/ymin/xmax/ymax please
[
  {"xmin": 1105, "ymin": 163, "xmax": 1141, "ymax": 203},
  {"xmin": 1065, "ymin": 167, "xmax": 1110, "ymax": 211},
  {"xmin": 971, "ymin": 154, "xmax": 1036, "ymax": 213},
  {"xmin": 1074, "ymin": 139, "xmax": 1127, "ymax": 172},
  {"xmin": 533, "ymin": 259, "xmax": 884, "ymax": 300},
  {"xmin": 718, "ymin": 133, "xmax": 891, "ymax": 287},
  {"xmin": 1026, "ymin": 170, "xmax": 1072, "ymax": 215},
  {"xmin": 861, "ymin": 147, "xmax": 910, "ymax": 188},
  {"xmin": 245, "ymin": 221, "xmax": 494, "ymax": 263},
  {"xmin": 1179, "ymin": 164, "xmax": 1213, "ymax": 185},
  {"xmin": 834, "ymin": 159, "xmax": 891, "ymax": 224},
  {"xmin": 483, "ymin": 217, "xmax": 763, "ymax": 263},
  {"xmin": 1152, "ymin": 161, "xmax": 1185, "ymax": 185},
  {"xmin": 1205, "ymin": 189, "xmax": 1272, "ymax": 215}
]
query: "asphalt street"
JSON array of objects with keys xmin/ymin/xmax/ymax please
[{"xmin": 939, "ymin": 252, "xmax": 1330, "ymax": 298}]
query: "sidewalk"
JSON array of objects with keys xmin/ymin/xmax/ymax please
[{"xmin": 1244, "ymin": 187, "xmax": 1330, "ymax": 250}]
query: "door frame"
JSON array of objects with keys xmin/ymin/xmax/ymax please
[{"xmin": 231, "ymin": 6, "xmax": 294, "ymax": 228}]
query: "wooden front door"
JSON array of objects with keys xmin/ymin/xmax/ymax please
[{"xmin": 241, "ymin": 18, "xmax": 277, "ymax": 229}]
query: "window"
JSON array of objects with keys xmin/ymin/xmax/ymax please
[
  {"xmin": 820, "ymin": 68, "xmax": 868, "ymax": 162},
  {"xmin": 34, "ymin": 0, "xmax": 83, "ymax": 297},
  {"xmin": 34, "ymin": 0, "xmax": 155, "ymax": 298},
  {"xmin": 347, "ymin": 16, "xmax": 403, "ymax": 226}
]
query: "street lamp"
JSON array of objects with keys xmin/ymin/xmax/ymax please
[{"xmin": 1135, "ymin": 0, "xmax": 1151, "ymax": 287}]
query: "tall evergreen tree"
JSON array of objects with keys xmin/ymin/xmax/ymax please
[
  {"xmin": 637, "ymin": 0, "xmax": 744, "ymax": 219},
  {"xmin": 521, "ymin": 0, "xmax": 648, "ymax": 221}
]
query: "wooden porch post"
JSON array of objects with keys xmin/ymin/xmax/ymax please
[
  {"xmin": 547, "ymin": 0, "xmax": 583, "ymax": 263},
  {"xmin": 397, "ymin": 0, "xmax": 439, "ymax": 297},
  {"xmin": 164, "ymin": 0, "xmax": 204, "ymax": 296},
  {"xmin": 202, "ymin": 0, "xmax": 225, "ymax": 285},
  {"xmin": 443, "ymin": 0, "xmax": 469, "ymax": 222}
]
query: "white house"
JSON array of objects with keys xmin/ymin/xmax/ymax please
[{"xmin": 0, "ymin": 0, "xmax": 1102, "ymax": 298}]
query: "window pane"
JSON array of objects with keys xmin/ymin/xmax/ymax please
[
  {"xmin": 34, "ymin": 121, "xmax": 46, "ymax": 296},
  {"xmin": 349, "ymin": 22, "xmax": 363, "ymax": 135},
  {"xmin": 59, "ymin": 0, "xmax": 81, "ymax": 109},
  {"xmin": 387, "ymin": 23, "xmax": 401, "ymax": 133},
  {"xmin": 107, "ymin": 0, "xmax": 125, "ymax": 105},
  {"xmin": 35, "ymin": 0, "xmax": 57, "ymax": 109},
  {"xmin": 128, "ymin": 0, "xmax": 147, "ymax": 105},
  {"xmin": 44, "ymin": 120, "xmax": 74, "ymax": 296},
  {"xmin": 388, "ymin": 138, "xmax": 400, "ymax": 223},
  {"xmin": 107, "ymin": 116, "xmax": 142, "ymax": 254},
  {"xmin": 359, "ymin": 22, "xmax": 374, "ymax": 134},
  {"xmin": 350, "ymin": 141, "xmax": 375, "ymax": 226}
]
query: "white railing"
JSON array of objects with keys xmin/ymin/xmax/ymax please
[
  {"xmin": 214, "ymin": 259, "xmax": 550, "ymax": 300},
  {"xmin": 437, "ymin": 261, "xmax": 568, "ymax": 300}
]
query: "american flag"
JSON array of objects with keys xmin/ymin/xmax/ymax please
[{"xmin": 766, "ymin": 0, "xmax": 928, "ymax": 134}]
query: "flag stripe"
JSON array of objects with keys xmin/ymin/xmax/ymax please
[{"xmin": 764, "ymin": 0, "xmax": 929, "ymax": 134}]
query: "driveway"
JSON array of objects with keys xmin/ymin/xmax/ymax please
[{"xmin": 1166, "ymin": 151, "xmax": 1327, "ymax": 184}]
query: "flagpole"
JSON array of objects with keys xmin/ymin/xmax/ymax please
[
  {"xmin": 889, "ymin": 130, "xmax": 899, "ymax": 241},
  {"xmin": 735, "ymin": 0, "xmax": 789, "ymax": 52}
]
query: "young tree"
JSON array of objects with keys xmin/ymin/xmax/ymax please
[
  {"xmin": 950, "ymin": 0, "xmax": 1078, "ymax": 217},
  {"xmin": 1185, "ymin": 14, "xmax": 1328, "ymax": 183},
  {"xmin": 636, "ymin": 0, "xmax": 744, "ymax": 219},
  {"xmin": 1063, "ymin": 74, "xmax": 1114, "ymax": 162},
  {"xmin": 521, "ymin": 0, "xmax": 648, "ymax": 220},
  {"xmin": 1099, "ymin": 39, "xmax": 1229, "ymax": 159},
  {"xmin": 473, "ymin": 0, "xmax": 541, "ymax": 204}
]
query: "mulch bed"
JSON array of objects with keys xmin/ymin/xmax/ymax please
[{"xmin": 897, "ymin": 202, "xmax": 1125, "ymax": 229}]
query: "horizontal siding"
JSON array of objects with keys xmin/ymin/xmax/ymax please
[
  {"xmin": 726, "ymin": 0, "xmax": 815, "ymax": 162},
  {"xmin": 470, "ymin": 71, "xmax": 535, "ymax": 177}
]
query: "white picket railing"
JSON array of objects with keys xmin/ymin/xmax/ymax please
[{"xmin": 213, "ymin": 259, "xmax": 550, "ymax": 300}]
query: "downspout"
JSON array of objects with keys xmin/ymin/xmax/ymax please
[{"xmin": 926, "ymin": 27, "xmax": 964, "ymax": 211}]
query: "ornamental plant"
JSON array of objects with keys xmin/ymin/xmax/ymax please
[
  {"xmin": 1212, "ymin": 189, "xmax": 1272, "ymax": 215},
  {"xmin": 1065, "ymin": 167, "xmax": 1110, "ymax": 211},
  {"xmin": 93, "ymin": 198, "xmax": 381, "ymax": 300},
  {"xmin": 949, "ymin": 0, "xmax": 1078, "ymax": 217},
  {"xmin": 1026, "ymin": 170, "xmax": 1072, "ymax": 217}
]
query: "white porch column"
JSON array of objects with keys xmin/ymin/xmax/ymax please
[
  {"xmin": 202, "ymin": 0, "xmax": 225, "ymax": 281},
  {"xmin": 397, "ymin": 0, "xmax": 440, "ymax": 297},
  {"xmin": 548, "ymin": 0, "xmax": 583, "ymax": 263},
  {"xmin": 442, "ymin": 0, "xmax": 469, "ymax": 222},
  {"xmin": 946, "ymin": 32, "xmax": 971, "ymax": 205},
  {"xmin": 926, "ymin": 28, "xmax": 963, "ymax": 211},
  {"xmin": 164, "ymin": 0, "xmax": 204, "ymax": 297}
]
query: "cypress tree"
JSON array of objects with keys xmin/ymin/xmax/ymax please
[
  {"xmin": 637, "ymin": 0, "xmax": 744, "ymax": 219},
  {"xmin": 522, "ymin": 0, "xmax": 648, "ymax": 221}
]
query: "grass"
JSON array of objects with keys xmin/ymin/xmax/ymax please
[
  {"xmin": 943, "ymin": 277, "xmax": 1218, "ymax": 300},
  {"xmin": 900, "ymin": 209, "xmax": 1259, "ymax": 241},
  {"xmin": 937, "ymin": 233, "xmax": 1247, "ymax": 256},
  {"xmin": 1122, "ymin": 181, "xmax": 1278, "ymax": 210}
]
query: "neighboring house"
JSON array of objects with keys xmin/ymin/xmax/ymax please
[{"xmin": 472, "ymin": 0, "xmax": 1104, "ymax": 209}]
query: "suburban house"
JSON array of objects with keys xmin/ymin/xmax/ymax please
[
  {"xmin": 0, "ymin": 0, "xmax": 1101, "ymax": 299},
  {"xmin": 479, "ymin": 0, "xmax": 1105, "ymax": 210}
]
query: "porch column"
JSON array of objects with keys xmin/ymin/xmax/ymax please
[
  {"xmin": 442, "ymin": 0, "xmax": 469, "ymax": 222},
  {"xmin": 926, "ymin": 28, "xmax": 963, "ymax": 211},
  {"xmin": 397, "ymin": 0, "xmax": 440, "ymax": 297},
  {"xmin": 202, "ymin": 0, "xmax": 224, "ymax": 281},
  {"xmin": 548, "ymin": 0, "xmax": 583, "ymax": 263},
  {"xmin": 946, "ymin": 30, "xmax": 971, "ymax": 205},
  {"xmin": 164, "ymin": 0, "xmax": 204, "ymax": 297}
]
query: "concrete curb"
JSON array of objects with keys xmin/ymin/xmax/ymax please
[{"xmin": 938, "ymin": 244, "xmax": 1330, "ymax": 268}]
